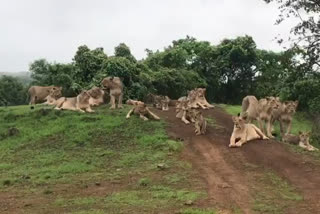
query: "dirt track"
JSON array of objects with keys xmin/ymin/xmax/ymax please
[{"xmin": 155, "ymin": 107, "xmax": 320, "ymax": 214}]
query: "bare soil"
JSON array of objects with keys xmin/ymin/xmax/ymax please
[{"xmin": 155, "ymin": 107, "xmax": 320, "ymax": 214}]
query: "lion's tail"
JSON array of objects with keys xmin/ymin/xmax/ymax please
[{"xmin": 241, "ymin": 96, "xmax": 250, "ymax": 114}]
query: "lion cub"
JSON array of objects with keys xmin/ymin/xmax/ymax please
[
  {"xmin": 284, "ymin": 132, "xmax": 318, "ymax": 151},
  {"xmin": 194, "ymin": 110, "xmax": 207, "ymax": 135},
  {"xmin": 229, "ymin": 116, "xmax": 269, "ymax": 148},
  {"xmin": 126, "ymin": 102, "xmax": 160, "ymax": 121}
]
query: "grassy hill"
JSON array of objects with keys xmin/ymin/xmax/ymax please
[{"xmin": 0, "ymin": 105, "xmax": 215, "ymax": 214}]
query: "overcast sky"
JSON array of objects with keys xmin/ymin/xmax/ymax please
[{"xmin": 0, "ymin": 0, "xmax": 297, "ymax": 72}]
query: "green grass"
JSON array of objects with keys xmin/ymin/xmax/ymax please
[
  {"xmin": 0, "ymin": 104, "xmax": 210, "ymax": 213},
  {"xmin": 253, "ymin": 171, "xmax": 303, "ymax": 214}
]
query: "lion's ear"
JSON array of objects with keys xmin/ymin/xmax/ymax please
[
  {"xmin": 237, "ymin": 112, "xmax": 240, "ymax": 117},
  {"xmin": 306, "ymin": 131, "xmax": 311, "ymax": 136},
  {"xmin": 284, "ymin": 101, "xmax": 289, "ymax": 105},
  {"xmin": 298, "ymin": 131, "xmax": 302, "ymax": 135}
]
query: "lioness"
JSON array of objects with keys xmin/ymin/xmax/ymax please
[
  {"xmin": 54, "ymin": 90, "xmax": 94, "ymax": 113},
  {"xmin": 87, "ymin": 87, "xmax": 105, "ymax": 107},
  {"xmin": 298, "ymin": 131, "xmax": 318, "ymax": 151},
  {"xmin": 241, "ymin": 95, "xmax": 259, "ymax": 123},
  {"xmin": 101, "ymin": 76, "xmax": 123, "ymax": 109},
  {"xmin": 28, "ymin": 86, "xmax": 62, "ymax": 105},
  {"xmin": 194, "ymin": 110, "xmax": 207, "ymax": 135},
  {"xmin": 126, "ymin": 99, "xmax": 144, "ymax": 105},
  {"xmin": 229, "ymin": 116, "xmax": 269, "ymax": 148},
  {"xmin": 43, "ymin": 88, "xmax": 62, "ymax": 105},
  {"xmin": 176, "ymin": 99, "xmax": 197, "ymax": 124},
  {"xmin": 149, "ymin": 94, "xmax": 170, "ymax": 111},
  {"xmin": 126, "ymin": 102, "xmax": 160, "ymax": 121},
  {"xmin": 284, "ymin": 132, "xmax": 318, "ymax": 151},
  {"xmin": 279, "ymin": 101, "xmax": 298, "ymax": 135},
  {"xmin": 257, "ymin": 97, "xmax": 281, "ymax": 138},
  {"xmin": 188, "ymin": 88, "xmax": 214, "ymax": 109}
]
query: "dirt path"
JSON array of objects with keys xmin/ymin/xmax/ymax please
[{"xmin": 155, "ymin": 107, "xmax": 320, "ymax": 214}]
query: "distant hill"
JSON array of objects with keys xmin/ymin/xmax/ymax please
[{"xmin": 0, "ymin": 71, "xmax": 32, "ymax": 85}]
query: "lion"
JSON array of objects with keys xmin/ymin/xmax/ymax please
[
  {"xmin": 241, "ymin": 95, "xmax": 259, "ymax": 123},
  {"xmin": 28, "ymin": 86, "xmax": 62, "ymax": 106},
  {"xmin": 188, "ymin": 88, "xmax": 214, "ymax": 109},
  {"xmin": 284, "ymin": 131, "xmax": 318, "ymax": 151},
  {"xmin": 54, "ymin": 90, "xmax": 94, "ymax": 113},
  {"xmin": 194, "ymin": 110, "xmax": 207, "ymax": 135},
  {"xmin": 229, "ymin": 115, "xmax": 269, "ymax": 148},
  {"xmin": 148, "ymin": 94, "xmax": 170, "ymax": 111},
  {"xmin": 126, "ymin": 99, "xmax": 144, "ymax": 105},
  {"xmin": 176, "ymin": 100, "xmax": 197, "ymax": 124},
  {"xmin": 176, "ymin": 96, "xmax": 188, "ymax": 112},
  {"xmin": 297, "ymin": 131, "xmax": 318, "ymax": 151},
  {"xmin": 282, "ymin": 133, "xmax": 300, "ymax": 145},
  {"xmin": 87, "ymin": 87, "xmax": 105, "ymax": 107},
  {"xmin": 279, "ymin": 101, "xmax": 298, "ymax": 135},
  {"xmin": 126, "ymin": 102, "xmax": 160, "ymax": 121},
  {"xmin": 256, "ymin": 96, "xmax": 281, "ymax": 138},
  {"xmin": 43, "ymin": 88, "xmax": 62, "ymax": 105},
  {"xmin": 101, "ymin": 76, "xmax": 123, "ymax": 109}
]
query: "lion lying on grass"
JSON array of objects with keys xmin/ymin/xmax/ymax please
[
  {"xmin": 44, "ymin": 88, "xmax": 62, "ymax": 105},
  {"xmin": 87, "ymin": 87, "xmax": 105, "ymax": 107},
  {"xmin": 229, "ymin": 115, "xmax": 269, "ymax": 148},
  {"xmin": 54, "ymin": 90, "xmax": 94, "ymax": 113},
  {"xmin": 126, "ymin": 102, "xmax": 160, "ymax": 121},
  {"xmin": 283, "ymin": 131, "xmax": 318, "ymax": 151}
]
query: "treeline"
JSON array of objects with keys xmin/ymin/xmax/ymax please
[{"xmin": 1, "ymin": 35, "xmax": 320, "ymax": 115}]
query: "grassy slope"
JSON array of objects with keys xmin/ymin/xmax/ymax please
[{"xmin": 0, "ymin": 105, "xmax": 215, "ymax": 214}]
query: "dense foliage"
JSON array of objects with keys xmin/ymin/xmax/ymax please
[
  {"xmin": 1, "ymin": 35, "xmax": 319, "ymax": 115},
  {"xmin": 0, "ymin": 76, "xmax": 27, "ymax": 106}
]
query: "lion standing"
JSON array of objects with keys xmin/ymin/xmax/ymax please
[{"xmin": 101, "ymin": 77, "xmax": 123, "ymax": 109}]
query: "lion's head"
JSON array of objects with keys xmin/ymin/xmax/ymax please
[
  {"xmin": 232, "ymin": 116, "xmax": 245, "ymax": 129},
  {"xmin": 49, "ymin": 87, "xmax": 62, "ymax": 99},
  {"xmin": 284, "ymin": 100, "xmax": 298, "ymax": 114},
  {"xmin": 78, "ymin": 90, "xmax": 91, "ymax": 103},
  {"xmin": 299, "ymin": 131, "xmax": 310, "ymax": 146},
  {"xmin": 266, "ymin": 96, "xmax": 281, "ymax": 111},
  {"xmin": 88, "ymin": 87, "xmax": 104, "ymax": 99}
]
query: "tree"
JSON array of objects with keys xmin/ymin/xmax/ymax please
[
  {"xmin": 0, "ymin": 76, "xmax": 27, "ymax": 106},
  {"xmin": 29, "ymin": 59, "xmax": 76, "ymax": 96},
  {"xmin": 264, "ymin": 0, "xmax": 320, "ymax": 70},
  {"xmin": 114, "ymin": 43, "xmax": 136, "ymax": 62},
  {"xmin": 73, "ymin": 45, "xmax": 108, "ymax": 90}
]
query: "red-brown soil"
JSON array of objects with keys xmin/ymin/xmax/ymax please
[{"xmin": 155, "ymin": 107, "xmax": 320, "ymax": 214}]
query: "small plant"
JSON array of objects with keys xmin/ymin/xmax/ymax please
[{"xmin": 138, "ymin": 177, "xmax": 151, "ymax": 187}]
